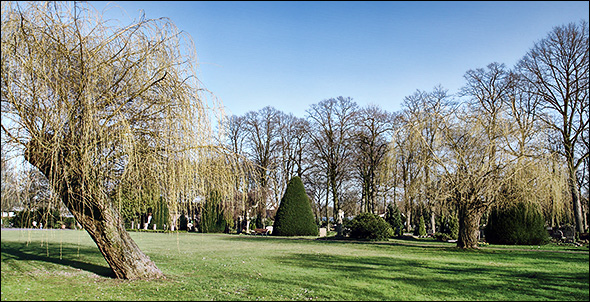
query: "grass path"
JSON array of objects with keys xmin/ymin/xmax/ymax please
[{"xmin": 1, "ymin": 229, "xmax": 588, "ymax": 301}]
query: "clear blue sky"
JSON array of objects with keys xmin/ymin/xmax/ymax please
[{"xmin": 91, "ymin": 1, "xmax": 589, "ymax": 117}]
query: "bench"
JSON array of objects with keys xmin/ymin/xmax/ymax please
[{"xmin": 252, "ymin": 228, "xmax": 269, "ymax": 236}]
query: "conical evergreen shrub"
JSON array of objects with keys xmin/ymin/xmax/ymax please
[
  {"xmin": 415, "ymin": 215, "xmax": 427, "ymax": 237},
  {"xmin": 273, "ymin": 176, "xmax": 318, "ymax": 236}
]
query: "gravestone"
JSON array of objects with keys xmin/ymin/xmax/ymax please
[{"xmin": 319, "ymin": 227, "xmax": 327, "ymax": 237}]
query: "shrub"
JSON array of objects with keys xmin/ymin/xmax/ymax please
[
  {"xmin": 384, "ymin": 203, "xmax": 404, "ymax": 237},
  {"xmin": 414, "ymin": 215, "xmax": 427, "ymax": 237},
  {"xmin": 447, "ymin": 214, "xmax": 459, "ymax": 240},
  {"xmin": 347, "ymin": 212, "xmax": 393, "ymax": 241},
  {"xmin": 434, "ymin": 232, "xmax": 455, "ymax": 242},
  {"xmin": 272, "ymin": 176, "xmax": 318, "ymax": 236},
  {"xmin": 436, "ymin": 213, "xmax": 459, "ymax": 240},
  {"xmin": 198, "ymin": 191, "xmax": 229, "ymax": 233},
  {"xmin": 63, "ymin": 217, "xmax": 77, "ymax": 229},
  {"xmin": 485, "ymin": 201, "xmax": 550, "ymax": 245}
]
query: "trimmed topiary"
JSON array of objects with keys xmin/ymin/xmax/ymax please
[
  {"xmin": 347, "ymin": 212, "xmax": 393, "ymax": 241},
  {"xmin": 485, "ymin": 201, "xmax": 550, "ymax": 245},
  {"xmin": 272, "ymin": 176, "xmax": 318, "ymax": 236}
]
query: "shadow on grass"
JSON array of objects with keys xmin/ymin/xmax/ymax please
[
  {"xmin": 223, "ymin": 234, "xmax": 458, "ymax": 252},
  {"xmin": 221, "ymin": 235, "xmax": 588, "ymax": 300},
  {"xmin": 1, "ymin": 240, "xmax": 115, "ymax": 278},
  {"xmin": 266, "ymin": 252, "xmax": 589, "ymax": 300}
]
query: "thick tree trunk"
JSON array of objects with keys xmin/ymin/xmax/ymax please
[
  {"xmin": 568, "ymin": 165, "xmax": 585, "ymax": 234},
  {"xmin": 25, "ymin": 141, "xmax": 164, "ymax": 280},
  {"xmin": 457, "ymin": 203, "xmax": 482, "ymax": 249}
]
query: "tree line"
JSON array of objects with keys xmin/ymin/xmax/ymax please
[{"xmin": 219, "ymin": 21, "xmax": 589, "ymax": 248}]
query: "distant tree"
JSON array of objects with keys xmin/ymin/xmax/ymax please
[
  {"xmin": 389, "ymin": 113, "xmax": 421, "ymax": 233},
  {"xmin": 307, "ymin": 97, "xmax": 358, "ymax": 236},
  {"xmin": 517, "ymin": 21, "xmax": 589, "ymax": 233},
  {"xmin": 198, "ymin": 191, "xmax": 229, "ymax": 233},
  {"xmin": 273, "ymin": 176, "xmax": 318, "ymax": 236},
  {"xmin": 402, "ymin": 86, "xmax": 454, "ymax": 235},
  {"xmin": 152, "ymin": 197, "xmax": 170, "ymax": 230},
  {"xmin": 244, "ymin": 107, "xmax": 282, "ymax": 224},
  {"xmin": 354, "ymin": 105, "xmax": 393, "ymax": 214},
  {"xmin": 223, "ymin": 114, "xmax": 252, "ymax": 231}
]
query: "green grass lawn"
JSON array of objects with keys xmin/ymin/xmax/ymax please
[{"xmin": 1, "ymin": 229, "xmax": 588, "ymax": 301}]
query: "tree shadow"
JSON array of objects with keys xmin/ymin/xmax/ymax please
[
  {"xmin": 267, "ymin": 252, "xmax": 588, "ymax": 300},
  {"xmin": 1, "ymin": 241, "xmax": 115, "ymax": 278}
]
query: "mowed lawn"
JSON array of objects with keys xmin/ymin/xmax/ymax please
[{"xmin": 1, "ymin": 229, "xmax": 588, "ymax": 301}]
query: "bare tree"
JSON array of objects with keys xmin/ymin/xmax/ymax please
[
  {"xmin": 517, "ymin": 21, "xmax": 589, "ymax": 233},
  {"xmin": 388, "ymin": 113, "xmax": 421, "ymax": 233},
  {"xmin": 223, "ymin": 114, "xmax": 250, "ymax": 231},
  {"xmin": 434, "ymin": 105, "xmax": 509, "ymax": 248},
  {"xmin": 354, "ymin": 104, "xmax": 392, "ymax": 214},
  {"xmin": 278, "ymin": 113, "xmax": 311, "ymax": 180},
  {"xmin": 243, "ymin": 106, "xmax": 282, "ymax": 223},
  {"xmin": 503, "ymin": 72, "xmax": 571, "ymax": 228},
  {"xmin": 402, "ymin": 86, "xmax": 454, "ymax": 235},
  {"xmin": 1, "ymin": 2, "xmax": 238, "ymax": 279},
  {"xmin": 307, "ymin": 97, "xmax": 358, "ymax": 236}
]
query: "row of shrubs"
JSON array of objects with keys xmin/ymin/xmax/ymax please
[
  {"xmin": 271, "ymin": 176, "xmax": 551, "ymax": 245},
  {"xmin": 342, "ymin": 201, "xmax": 551, "ymax": 245}
]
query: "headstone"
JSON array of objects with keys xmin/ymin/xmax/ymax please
[
  {"xmin": 153, "ymin": 224, "xmax": 157, "ymax": 230},
  {"xmin": 319, "ymin": 227, "xmax": 327, "ymax": 237}
]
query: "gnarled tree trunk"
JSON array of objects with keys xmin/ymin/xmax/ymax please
[
  {"xmin": 457, "ymin": 203, "xmax": 483, "ymax": 249},
  {"xmin": 25, "ymin": 139, "xmax": 164, "ymax": 280}
]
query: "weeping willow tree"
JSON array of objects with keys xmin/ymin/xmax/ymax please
[{"xmin": 1, "ymin": 1, "xmax": 245, "ymax": 280}]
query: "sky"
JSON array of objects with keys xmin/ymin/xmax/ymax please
[{"xmin": 91, "ymin": 1, "xmax": 589, "ymax": 118}]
